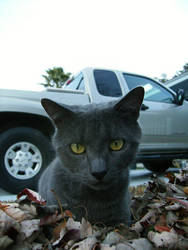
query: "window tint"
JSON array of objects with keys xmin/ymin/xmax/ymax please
[
  {"xmin": 94, "ymin": 70, "xmax": 122, "ymax": 97},
  {"xmin": 123, "ymin": 73, "xmax": 174, "ymax": 103},
  {"xmin": 64, "ymin": 73, "xmax": 84, "ymax": 91}
]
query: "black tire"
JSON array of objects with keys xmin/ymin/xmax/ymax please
[
  {"xmin": 0, "ymin": 127, "xmax": 54, "ymax": 194},
  {"xmin": 143, "ymin": 159, "xmax": 172, "ymax": 172}
]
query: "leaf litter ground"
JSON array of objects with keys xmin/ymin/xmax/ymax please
[{"xmin": 0, "ymin": 163, "xmax": 188, "ymax": 250}]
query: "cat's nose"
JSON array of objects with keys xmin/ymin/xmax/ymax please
[
  {"xmin": 92, "ymin": 170, "xmax": 107, "ymax": 180},
  {"xmin": 90, "ymin": 158, "xmax": 107, "ymax": 180}
]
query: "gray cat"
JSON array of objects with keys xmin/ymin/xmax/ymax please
[{"xmin": 38, "ymin": 86, "xmax": 144, "ymax": 226}]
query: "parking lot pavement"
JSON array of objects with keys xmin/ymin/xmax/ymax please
[
  {"xmin": 0, "ymin": 168, "xmax": 177, "ymax": 202},
  {"xmin": 0, "ymin": 188, "xmax": 17, "ymax": 202}
]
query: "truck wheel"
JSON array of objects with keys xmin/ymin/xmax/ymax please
[
  {"xmin": 143, "ymin": 160, "xmax": 171, "ymax": 172},
  {"xmin": 0, "ymin": 127, "xmax": 54, "ymax": 194}
]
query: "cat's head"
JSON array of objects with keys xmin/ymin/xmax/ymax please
[{"xmin": 41, "ymin": 87, "xmax": 144, "ymax": 190}]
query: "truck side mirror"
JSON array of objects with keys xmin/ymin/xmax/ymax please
[{"xmin": 175, "ymin": 88, "xmax": 185, "ymax": 105}]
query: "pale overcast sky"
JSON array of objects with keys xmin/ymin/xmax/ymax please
[{"xmin": 0, "ymin": 0, "xmax": 188, "ymax": 90}]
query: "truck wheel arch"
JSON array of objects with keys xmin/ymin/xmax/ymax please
[
  {"xmin": 0, "ymin": 113, "xmax": 55, "ymax": 193},
  {"xmin": 0, "ymin": 112, "xmax": 54, "ymax": 136}
]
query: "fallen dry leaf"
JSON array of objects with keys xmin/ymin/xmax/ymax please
[
  {"xmin": 17, "ymin": 188, "xmax": 46, "ymax": 205},
  {"xmin": 154, "ymin": 225, "xmax": 171, "ymax": 233},
  {"xmin": 148, "ymin": 229, "xmax": 178, "ymax": 248},
  {"xmin": 0, "ymin": 202, "xmax": 33, "ymax": 222},
  {"xmin": 20, "ymin": 219, "xmax": 40, "ymax": 239},
  {"xmin": 183, "ymin": 186, "xmax": 188, "ymax": 195},
  {"xmin": 0, "ymin": 161, "xmax": 187, "ymax": 249},
  {"xmin": 80, "ymin": 217, "xmax": 93, "ymax": 238},
  {"xmin": 0, "ymin": 202, "xmax": 9, "ymax": 211},
  {"xmin": 166, "ymin": 197, "xmax": 188, "ymax": 210},
  {"xmin": 70, "ymin": 236, "xmax": 97, "ymax": 250}
]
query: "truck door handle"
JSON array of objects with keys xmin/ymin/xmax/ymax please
[{"xmin": 141, "ymin": 103, "xmax": 149, "ymax": 111}]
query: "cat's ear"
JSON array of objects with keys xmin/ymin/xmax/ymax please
[
  {"xmin": 41, "ymin": 98, "xmax": 73, "ymax": 125},
  {"xmin": 114, "ymin": 87, "xmax": 144, "ymax": 120}
]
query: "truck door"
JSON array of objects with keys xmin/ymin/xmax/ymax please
[{"xmin": 123, "ymin": 73, "xmax": 188, "ymax": 154}]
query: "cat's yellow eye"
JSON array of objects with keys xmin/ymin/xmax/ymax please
[
  {"xmin": 110, "ymin": 139, "xmax": 124, "ymax": 151},
  {"xmin": 70, "ymin": 143, "xmax": 85, "ymax": 154}
]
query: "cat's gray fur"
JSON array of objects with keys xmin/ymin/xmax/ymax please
[{"xmin": 38, "ymin": 87, "xmax": 144, "ymax": 226}]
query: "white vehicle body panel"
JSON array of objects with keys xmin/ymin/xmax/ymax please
[{"xmin": 0, "ymin": 67, "xmax": 188, "ymax": 156}]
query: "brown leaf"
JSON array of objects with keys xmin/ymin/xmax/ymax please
[
  {"xmin": 129, "ymin": 185, "xmax": 147, "ymax": 197},
  {"xmin": 53, "ymin": 220, "xmax": 67, "ymax": 240},
  {"xmin": 167, "ymin": 183, "xmax": 186, "ymax": 196},
  {"xmin": 66, "ymin": 217, "xmax": 81, "ymax": 231},
  {"xmin": 80, "ymin": 217, "xmax": 93, "ymax": 238},
  {"xmin": 0, "ymin": 202, "xmax": 9, "ymax": 211},
  {"xmin": 147, "ymin": 201, "xmax": 165, "ymax": 209},
  {"xmin": 53, "ymin": 218, "xmax": 82, "ymax": 248},
  {"xmin": 0, "ymin": 165, "xmax": 187, "ymax": 249},
  {"xmin": 148, "ymin": 229, "xmax": 178, "ymax": 248},
  {"xmin": 53, "ymin": 229, "xmax": 80, "ymax": 248},
  {"xmin": 183, "ymin": 186, "xmax": 188, "ymax": 195},
  {"xmin": 40, "ymin": 212, "xmax": 63, "ymax": 226},
  {"xmin": 157, "ymin": 214, "xmax": 167, "ymax": 226},
  {"xmin": 0, "ymin": 210, "xmax": 20, "ymax": 234},
  {"xmin": 65, "ymin": 209, "xmax": 73, "ymax": 218},
  {"xmin": 175, "ymin": 169, "xmax": 188, "ymax": 183},
  {"xmin": 92, "ymin": 242, "xmax": 101, "ymax": 250},
  {"xmin": 165, "ymin": 172, "xmax": 175, "ymax": 183},
  {"xmin": 17, "ymin": 188, "xmax": 46, "ymax": 205},
  {"xmin": 20, "ymin": 219, "xmax": 40, "ymax": 239},
  {"xmin": 174, "ymin": 224, "xmax": 188, "ymax": 236},
  {"xmin": 166, "ymin": 197, "xmax": 188, "ymax": 210},
  {"xmin": 166, "ymin": 211, "xmax": 178, "ymax": 226},
  {"xmin": 154, "ymin": 225, "xmax": 171, "ymax": 233},
  {"xmin": 115, "ymin": 224, "xmax": 139, "ymax": 240},
  {"xmin": 70, "ymin": 236, "xmax": 97, "ymax": 250},
  {"xmin": 165, "ymin": 203, "xmax": 182, "ymax": 211},
  {"xmin": 0, "ymin": 203, "xmax": 31, "ymax": 222},
  {"xmin": 131, "ymin": 209, "xmax": 156, "ymax": 233}
]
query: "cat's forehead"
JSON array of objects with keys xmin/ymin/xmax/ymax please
[
  {"xmin": 60, "ymin": 102, "xmax": 115, "ymax": 133},
  {"xmin": 55, "ymin": 101, "xmax": 141, "ymax": 144},
  {"xmin": 68, "ymin": 101, "xmax": 134, "ymax": 129},
  {"xmin": 71, "ymin": 103, "xmax": 127, "ymax": 133}
]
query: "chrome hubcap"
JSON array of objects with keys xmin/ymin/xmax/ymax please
[{"xmin": 5, "ymin": 142, "xmax": 42, "ymax": 180}]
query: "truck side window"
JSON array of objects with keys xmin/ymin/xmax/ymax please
[
  {"xmin": 94, "ymin": 70, "xmax": 122, "ymax": 97},
  {"xmin": 77, "ymin": 78, "xmax": 85, "ymax": 91},
  {"xmin": 64, "ymin": 73, "xmax": 84, "ymax": 91},
  {"xmin": 123, "ymin": 73, "xmax": 174, "ymax": 104}
]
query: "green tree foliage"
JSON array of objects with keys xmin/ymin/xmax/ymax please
[
  {"xmin": 40, "ymin": 67, "xmax": 71, "ymax": 88},
  {"xmin": 157, "ymin": 63, "xmax": 188, "ymax": 83},
  {"xmin": 156, "ymin": 73, "xmax": 168, "ymax": 83},
  {"xmin": 173, "ymin": 62, "xmax": 188, "ymax": 79}
]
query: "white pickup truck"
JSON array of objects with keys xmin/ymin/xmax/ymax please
[{"xmin": 0, "ymin": 67, "xmax": 188, "ymax": 193}]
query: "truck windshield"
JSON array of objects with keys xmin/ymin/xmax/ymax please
[{"xmin": 94, "ymin": 69, "xmax": 122, "ymax": 97}]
